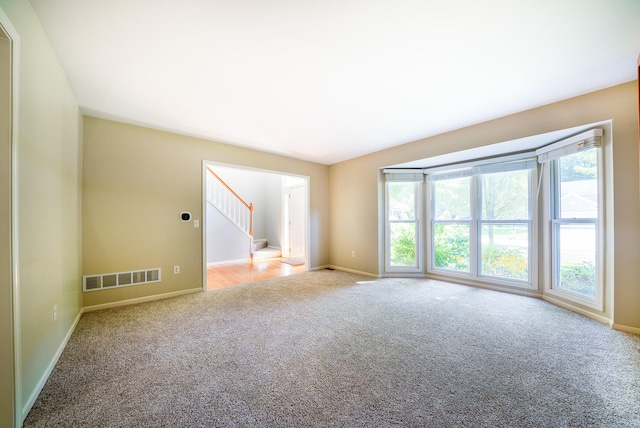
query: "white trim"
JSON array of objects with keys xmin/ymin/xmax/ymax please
[
  {"xmin": 0, "ymin": 6, "xmax": 21, "ymax": 427},
  {"xmin": 424, "ymin": 272, "xmax": 542, "ymax": 298},
  {"xmin": 536, "ymin": 128, "xmax": 602, "ymax": 155},
  {"xmin": 382, "ymin": 168, "xmax": 424, "ymax": 174},
  {"xmin": 201, "ymin": 161, "xmax": 207, "ymax": 291},
  {"xmin": 542, "ymin": 294, "xmax": 611, "ymax": 326},
  {"xmin": 21, "ymin": 309, "xmax": 82, "ymax": 419},
  {"xmin": 83, "ymin": 288, "xmax": 202, "ymax": 312},
  {"xmin": 424, "ymin": 151, "xmax": 537, "ymax": 176},
  {"xmin": 384, "ymin": 179, "xmax": 423, "ymax": 273},
  {"xmin": 207, "ymin": 258, "xmax": 251, "ymax": 267},
  {"xmin": 382, "ymin": 169, "xmax": 424, "ymax": 183},
  {"xmin": 546, "ymin": 144, "xmax": 603, "ymax": 312},
  {"xmin": 381, "ymin": 272, "xmax": 426, "ymax": 279},
  {"xmin": 425, "ymin": 273, "xmax": 543, "ymax": 299}
]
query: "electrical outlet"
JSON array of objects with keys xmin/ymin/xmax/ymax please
[
  {"xmin": 53, "ymin": 304, "xmax": 57, "ymax": 321},
  {"xmin": 174, "ymin": 265, "xmax": 180, "ymax": 274},
  {"xmin": 351, "ymin": 250, "xmax": 356, "ymax": 258}
]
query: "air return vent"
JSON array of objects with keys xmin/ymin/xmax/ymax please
[{"xmin": 83, "ymin": 268, "xmax": 161, "ymax": 292}]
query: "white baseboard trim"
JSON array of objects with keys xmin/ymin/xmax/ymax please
[
  {"xmin": 424, "ymin": 273, "xmax": 542, "ymax": 299},
  {"xmin": 83, "ymin": 288, "xmax": 202, "ymax": 313},
  {"xmin": 542, "ymin": 294, "xmax": 611, "ymax": 326},
  {"xmin": 321, "ymin": 265, "xmax": 380, "ymax": 278},
  {"xmin": 611, "ymin": 323, "xmax": 640, "ymax": 335},
  {"xmin": 381, "ymin": 272, "xmax": 427, "ymax": 279},
  {"xmin": 22, "ymin": 308, "xmax": 83, "ymax": 421},
  {"xmin": 207, "ymin": 258, "xmax": 250, "ymax": 267}
]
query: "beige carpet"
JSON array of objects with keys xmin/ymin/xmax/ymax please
[{"xmin": 24, "ymin": 270, "xmax": 640, "ymax": 427}]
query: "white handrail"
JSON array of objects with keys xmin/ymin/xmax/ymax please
[{"xmin": 206, "ymin": 167, "xmax": 254, "ymax": 237}]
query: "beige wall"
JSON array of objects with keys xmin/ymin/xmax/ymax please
[
  {"xmin": 330, "ymin": 81, "xmax": 640, "ymax": 330},
  {"xmin": 0, "ymin": 0, "xmax": 83, "ymax": 423},
  {"xmin": 82, "ymin": 117, "xmax": 330, "ymax": 307}
]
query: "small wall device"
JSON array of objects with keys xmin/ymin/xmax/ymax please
[{"xmin": 180, "ymin": 212, "xmax": 191, "ymax": 222}]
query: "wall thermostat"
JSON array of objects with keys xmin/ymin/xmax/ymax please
[{"xmin": 181, "ymin": 212, "xmax": 191, "ymax": 222}]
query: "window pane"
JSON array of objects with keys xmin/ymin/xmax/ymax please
[
  {"xmin": 434, "ymin": 176, "xmax": 471, "ymax": 220},
  {"xmin": 480, "ymin": 223, "xmax": 529, "ymax": 281},
  {"xmin": 481, "ymin": 170, "xmax": 529, "ymax": 220},
  {"xmin": 555, "ymin": 223, "xmax": 597, "ymax": 298},
  {"xmin": 558, "ymin": 150, "xmax": 598, "ymax": 218},
  {"xmin": 388, "ymin": 182, "xmax": 416, "ymax": 220},
  {"xmin": 390, "ymin": 222, "xmax": 416, "ymax": 267},
  {"xmin": 433, "ymin": 222, "xmax": 470, "ymax": 272}
]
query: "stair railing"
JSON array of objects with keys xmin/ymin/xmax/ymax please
[{"xmin": 206, "ymin": 166, "xmax": 254, "ymax": 237}]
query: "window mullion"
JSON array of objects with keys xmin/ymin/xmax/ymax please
[{"xmin": 471, "ymin": 174, "xmax": 479, "ymax": 277}]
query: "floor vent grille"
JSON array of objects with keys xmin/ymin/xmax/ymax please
[{"xmin": 83, "ymin": 268, "xmax": 161, "ymax": 292}]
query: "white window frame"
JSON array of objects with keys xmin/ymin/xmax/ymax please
[
  {"xmin": 426, "ymin": 156, "xmax": 538, "ymax": 290},
  {"xmin": 477, "ymin": 170, "xmax": 536, "ymax": 285},
  {"xmin": 384, "ymin": 170, "xmax": 423, "ymax": 273},
  {"xmin": 427, "ymin": 170, "xmax": 474, "ymax": 276},
  {"xmin": 542, "ymin": 142, "xmax": 604, "ymax": 311}
]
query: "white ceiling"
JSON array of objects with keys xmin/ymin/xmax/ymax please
[{"xmin": 30, "ymin": 0, "xmax": 640, "ymax": 165}]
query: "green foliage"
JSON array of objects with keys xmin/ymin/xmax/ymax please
[
  {"xmin": 558, "ymin": 261, "xmax": 596, "ymax": 297},
  {"xmin": 433, "ymin": 223, "xmax": 470, "ymax": 272},
  {"xmin": 481, "ymin": 244, "xmax": 528, "ymax": 281},
  {"xmin": 560, "ymin": 150, "xmax": 597, "ymax": 181},
  {"xmin": 390, "ymin": 224, "xmax": 416, "ymax": 266}
]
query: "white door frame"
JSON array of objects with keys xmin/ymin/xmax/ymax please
[{"xmin": 0, "ymin": 6, "xmax": 21, "ymax": 427}]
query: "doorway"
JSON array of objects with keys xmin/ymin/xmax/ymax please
[
  {"xmin": 283, "ymin": 182, "xmax": 306, "ymax": 263},
  {"xmin": 202, "ymin": 162, "xmax": 309, "ymax": 290}
]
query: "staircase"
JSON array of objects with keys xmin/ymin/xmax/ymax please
[
  {"xmin": 206, "ymin": 166, "xmax": 253, "ymax": 237},
  {"xmin": 251, "ymin": 239, "xmax": 282, "ymax": 260},
  {"xmin": 207, "ymin": 166, "xmax": 281, "ymax": 261}
]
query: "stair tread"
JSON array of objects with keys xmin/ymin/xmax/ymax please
[{"xmin": 251, "ymin": 247, "xmax": 281, "ymax": 260}]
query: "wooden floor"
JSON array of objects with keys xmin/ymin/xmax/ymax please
[{"xmin": 207, "ymin": 259, "xmax": 306, "ymax": 290}]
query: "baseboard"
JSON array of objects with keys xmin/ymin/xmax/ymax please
[
  {"xmin": 83, "ymin": 288, "xmax": 202, "ymax": 312},
  {"xmin": 542, "ymin": 294, "xmax": 611, "ymax": 326},
  {"xmin": 22, "ymin": 308, "xmax": 83, "ymax": 422},
  {"xmin": 424, "ymin": 273, "xmax": 542, "ymax": 299},
  {"xmin": 321, "ymin": 265, "xmax": 380, "ymax": 278},
  {"xmin": 381, "ymin": 272, "xmax": 426, "ymax": 279},
  {"xmin": 207, "ymin": 258, "xmax": 250, "ymax": 267},
  {"xmin": 611, "ymin": 323, "xmax": 640, "ymax": 335}
]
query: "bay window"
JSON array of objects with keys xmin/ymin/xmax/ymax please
[
  {"xmin": 427, "ymin": 157, "xmax": 536, "ymax": 288},
  {"xmin": 382, "ymin": 127, "xmax": 605, "ymax": 313}
]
